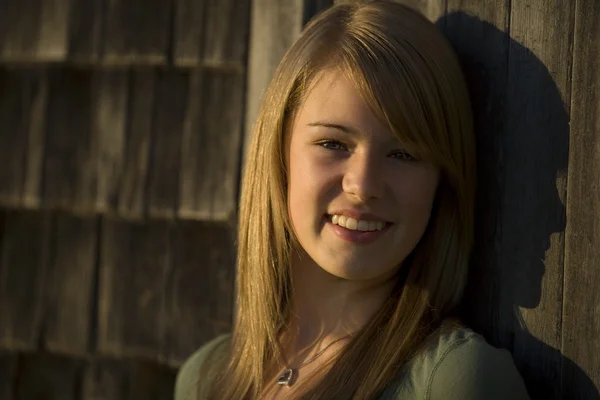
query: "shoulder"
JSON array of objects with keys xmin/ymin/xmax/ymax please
[
  {"xmin": 422, "ymin": 325, "xmax": 530, "ymax": 400},
  {"xmin": 174, "ymin": 334, "xmax": 231, "ymax": 400}
]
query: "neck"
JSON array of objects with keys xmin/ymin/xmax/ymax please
[{"xmin": 283, "ymin": 249, "xmax": 396, "ymax": 353}]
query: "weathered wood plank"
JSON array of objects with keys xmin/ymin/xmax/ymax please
[
  {"xmin": 443, "ymin": 0, "xmax": 511, "ymax": 345},
  {"xmin": 504, "ymin": 2, "xmax": 574, "ymax": 398},
  {"xmin": 81, "ymin": 358, "xmax": 176, "ymax": 400},
  {"xmin": 174, "ymin": 0, "xmax": 251, "ymax": 67},
  {"xmin": 201, "ymin": 0, "xmax": 250, "ymax": 67},
  {"xmin": 17, "ymin": 352, "xmax": 82, "ymax": 400},
  {"xmin": 94, "ymin": 70, "xmax": 129, "ymax": 214},
  {"xmin": 562, "ymin": 0, "xmax": 600, "ymax": 397},
  {"xmin": 98, "ymin": 218, "xmax": 170, "ymax": 359},
  {"xmin": 0, "ymin": 352, "xmax": 17, "ymax": 400},
  {"xmin": 146, "ymin": 70, "xmax": 188, "ymax": 219},
  {"xmin": 104, "ymin": 0, "xmax": 171, "ymax": 65},
  {"xmin": 244, "ymin": 0, "xmax": 304, "ymax": 154},
  {"xmin": 43, "ymin": 67, "xmax": 96, "ymax": 212},
  {"xmin": 81, "ymin": 359, "xmax": 128, "ymax": 400},
  {"xmin": 127, "ymin": 361, "xmax": 176, "ymax": 400},
  {"xmin": 0, "ymin": 0, "xmax": 71, "ymax": 61},
  {"xmin": 43, "ymin": 213, "xmax": 98, "ymax": 356},
  {"xmin": 303, "ymin": 0, "xmax": 334, "ymax": 26},
  {"xmin": 162, "ymin": 221, "xmax": 235, "ymax": 365},
  {"xmin": 0, "ymin": 67, "xmax": 47, "ymax": 208},
  {"xmin": 0, "ymin": 210, "xmax": 50, "ymax": 351},
  {"xmin": 117, "ymin": 69, "xmax": 155, "ymax": 218},
  {"xmin": 178, "ymin": 70, "xmax": 244, "ymax": 220},
  {"xmin": 68, "ymin": 0, "xmax": 103, "ymax": 62}
]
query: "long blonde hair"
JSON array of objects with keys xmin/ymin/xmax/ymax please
[{"xmin": 209, "ymin": 1, "xmax": 475, "ymax": 398}]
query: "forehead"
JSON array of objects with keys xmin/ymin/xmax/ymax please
[{"xmin": 294, "ymin": 69, "xmax": 391, "ymax": 138}]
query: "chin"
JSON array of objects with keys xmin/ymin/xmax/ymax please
[{"xmin": 320, "ymin": 262, "xmax": 396, "ymax": 282}]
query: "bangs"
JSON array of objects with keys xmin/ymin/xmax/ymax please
[{"xmin": 334, "ymin": 30, "xmax": 454, "ymax": 169}]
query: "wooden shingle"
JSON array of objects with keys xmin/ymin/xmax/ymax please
[
  {"xmin": 161, "ymin": 221, "xmax": 235, "ymax": 365},
  {"xmin": 68, "ymin": 0, "xmax": 103, "ymax": 62},
  {"xmin": 97, "ymin": 217, "xmax": 170, "ymax": 359},
  {"xmin": 178, "ymin": 69, "xmax": 244, "ymax": 221},
  {"xmin": 117, "ymin": 69, "xmax": 155, "ymax": 218},
  {"xmin": 94, "ymin": 70, "xmax": 129, "ymax": 215},
  {"xmin": 43, "ymin": 213, "xmax": 98, "ymax": 357},
  {"xmin": 505, "ymin": 1, "xmax": 573, "ymax": 398},
  {"xmin": 0, "ymin": 352, "xmax": 17, "ymax": 400},
  {"xmin": 104, "ymin": 0, "xmax": 172, "ymax": 65},
  {"xmin": 174, "ymin": 0, "xmax": 251, "ymax": 67},
  {"xmin": 563, "ymin": 0, "xmax": 600, "ymax": 396},
  {"xmin": 147, "ymin": 70, "xmax": 189, "ymax": 219},
  {"xmin": 82, "ymin": 358, "xmax": 176, "ymax": 400},
  {"xmin": 17, "ymin": 352, "xmax": 82, "ymax": 400},
  {"xmin": 0, "ymin": 210, "xmax": 50, "ymax": 351},
  {"xmin": 0, "ymin": 0, "xmax": 71, "ymax": 62},
  {"xmin": 0, "ymin": 67, "xmax": 47, "ymax": 209},
  {"xmin": 43, "ymin": 67, "xmax": 96, "ymax": 212},
  {"xmin": 244, "ymin": 0, "xmax": 304, "ymax": 152},
  {"xmin": 81, "ymin": 359, "xmax": 129, "ymax": 400}
]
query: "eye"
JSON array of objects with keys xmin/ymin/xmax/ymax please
[
  {"xmin": 317, "ymin": 139, "xmax": 347, "ymax": 151},
  {"xmin": 390, "ymin": 150, "xmax": 416, "ymax": 161}
]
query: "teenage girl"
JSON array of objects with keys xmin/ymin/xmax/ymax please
[{"xmin": 175, "ymin": 1, "xmax": 530, "ymax": 399}]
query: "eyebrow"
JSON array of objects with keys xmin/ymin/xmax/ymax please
[{"xmin": 307, "ymin": 122, "xmax": 361, "ymax": 135}]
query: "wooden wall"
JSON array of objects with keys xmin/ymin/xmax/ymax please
[{"xmin": 0, "ymin": 0, "xmax": 598, "ymax": 399}]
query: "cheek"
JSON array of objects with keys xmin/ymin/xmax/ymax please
[{"xmin": 392, "ymin": 170, "xmax": 439, "ymax": 222}]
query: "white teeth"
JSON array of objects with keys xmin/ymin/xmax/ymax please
[
  {"xmin": 357, "ymin": 220, "xmax": 369, "ymax": 231},
  {"xmin": 346, "ymin": 218, "xmax": 358, "ymax": 230},
  {"xmin": 330, "ymin": 214, "xmax": 385, "ymax": 232}
]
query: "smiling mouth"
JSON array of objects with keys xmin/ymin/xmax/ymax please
[{"xmin": 326, "ymin": 214, "xmax": 391, "ymax": 232}]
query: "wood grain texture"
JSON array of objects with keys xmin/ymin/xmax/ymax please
[
  {"xmin": 0, "ymin": 352, "xmax": 17, "ymax": 400},
  {"xmin": 443, "ymin": 0, "xmax": 511, "ymax": 345},
  {"xmin": 161, "ymin": 221, "xmax": 235, "ymax": 365},
  {"xmin": 178, "ymin": 70, "xmax": 244, "ymax": 221},
  {"xmin": 562, "ymin": 0, "xmax": 600, "ymax": 397},
  {"xmin": 117, "ymin": 69, "xmax": 155, "ymax": 218},
  {"xmin": 302, "ymin": 0, "xmax": 333, "ymax": 26},
  {"xmin": 146, "ymin": 70, "xmax": 188, "ymax": 219},
  {"xmin": 42, "ymin": 213, "xmax": 98, "ymax": 356},
  {"xmin": 104, "ymin": 0, "xmax": 171, "ymax": 65},
  {"xmin": 505, "ymin": 2, "xmax": 574, "ymax": 398},
  {"xmin": 0, "ymin": 210, "xmax": 50, "ymax": 351},
  {"xmin": 174, "ymin": 0, "xmax": 251, "ymax": 67},
  {"xmin": 68, "ymin": 0, "xmax": 103, "ymax": 62},
  {"xmin": 94, "ymin": 70, "xmax": 129, "ymax": 214},
  {"xmin": 0, "ymin": 67, "xmax": 47, "ymax": 208},
  {"xmin": 81, "ymin": 358, "xmax": 176, "ymax": 400},
  {"xmin": 43, "ymin": 67, "xmax": 97, "ymax": 212},
  {"xmin": 16, "ymin": 352, "xmax": 82, "ymax": 400},
  {"xmin": 244, "ymin": 0, "xmax": 304, "ymax": 155},
  {"xmin": 81, "ymin": 359, "xmax": 129, "ymax": 400},
  {"xmin": 0, "ymin": 0, "xmax": 71, "ymax": 61},
  {"xmin": 97, "ymin": 218, "xmax": 170, "ymax": 359}
]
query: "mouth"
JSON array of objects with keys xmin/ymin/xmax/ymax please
[{"xmin": 324, "ymin": 214, "xmax": 392, "ymax": 244}]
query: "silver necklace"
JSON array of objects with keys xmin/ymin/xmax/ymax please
[{"xmin": 276, "ymin": 334, "xmax": 352, "ymax": 386}]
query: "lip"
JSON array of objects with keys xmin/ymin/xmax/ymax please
[{"xmin": 327, "ymin": 208, "xmax": 389, "ymax": 223}]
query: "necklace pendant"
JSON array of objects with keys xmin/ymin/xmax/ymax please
[{"xmin": 276, "ymin": 368, "xmax": 295, "ymax": 386}]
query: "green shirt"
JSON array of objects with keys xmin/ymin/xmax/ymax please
[{"xmin": 175, "ymin": 327, "xmax": 530, "ymax": 399}]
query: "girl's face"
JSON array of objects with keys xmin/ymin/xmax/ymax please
[{"xmin": 286, "ymin": 70, "xmax": 440, "ymax": 282}]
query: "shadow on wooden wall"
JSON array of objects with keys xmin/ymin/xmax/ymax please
[{"xmin": 440, "ymin": 11, "xmax": 599, "ymax": 400}]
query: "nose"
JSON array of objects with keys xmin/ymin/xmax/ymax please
[{"xmin": 341, "ymin": 152, "xmax": 384, "ymax": 201}]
